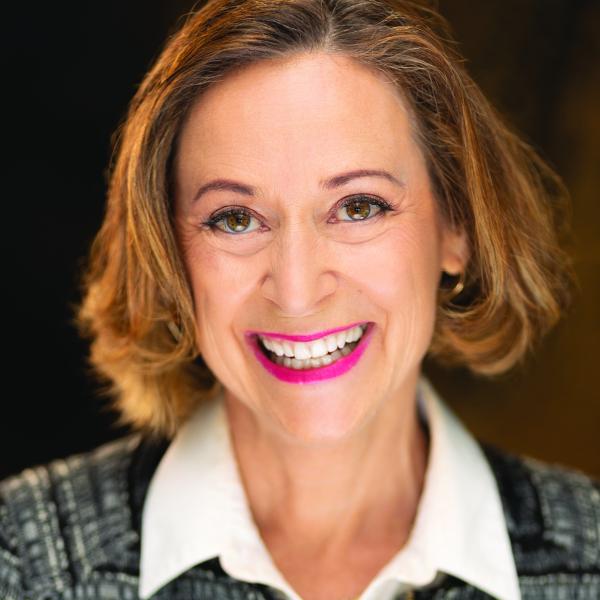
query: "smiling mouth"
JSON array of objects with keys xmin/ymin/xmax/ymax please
[{"xmin": 256, "ymin": 323, "xmax": 368, "ymax": 371}]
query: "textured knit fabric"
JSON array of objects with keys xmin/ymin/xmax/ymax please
[
  {"xmin": 1, "ymin": 420, "xmax": 600, "ymax": 599},
  {"xmin": 139, "ymin": 377, "xmax": 519, "ymax": 600}
]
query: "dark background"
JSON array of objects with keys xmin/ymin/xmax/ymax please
[{"xmin": 2, "ymin": 1, "xmax": 599, "ymax": 479}]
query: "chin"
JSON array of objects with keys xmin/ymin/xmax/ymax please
[{"xmin": 267, "ymin": 394, "xmax": 370, "ymax": 446}]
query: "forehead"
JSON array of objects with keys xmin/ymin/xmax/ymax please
[{"xmin": 175, "ymin": 52, "xmax": 421, "ymax": 188}]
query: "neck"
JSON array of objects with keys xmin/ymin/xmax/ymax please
[{"xmin": 223, "ymin": 377, "xmax": 430, "ymax": 557}]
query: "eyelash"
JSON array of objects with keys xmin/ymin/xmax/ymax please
[{"xmin": 201, "ymin": 195, "xmax": 394, "ymax": 235}]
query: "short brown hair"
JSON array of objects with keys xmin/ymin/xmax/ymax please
[{"xmin": 76, "ymin": 0, "xmax": 574, "ymax": 437}]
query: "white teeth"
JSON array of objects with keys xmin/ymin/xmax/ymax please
[
  {"xmin": 254, "ymin": 337, "xmax": 283, "ymax": 356},
  {"xmin": 273, "ymin": 342, "xmax": 358, "ymax": 369},
  {"xmin": 292, "ymin": 342, "xmax": 311, "ymax": 360},
  {"xmin": 326, "ymin": 336, "xmax": 338, "ymax": 353},
  {"xmin": 308, "ymin": 339, "xmax": 328, "ymax": 358},
  {"xmin": 259, "ymin": 324, "xmax": 367, "ymax": 361},
  {"xmin": 346, "ymin": 326, "xmax": 362, "ymax": 343},
  {"xmin": 271, "ymin": 340, "xmax": 285, "ymax": 357},
  {"xmin": 330, "ymin": 349, "xmax": 342, "ymax": 361}
]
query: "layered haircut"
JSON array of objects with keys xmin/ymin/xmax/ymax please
[{"xmin": 76, "ymin": 0, "xmax": 574, "ymax": 437}]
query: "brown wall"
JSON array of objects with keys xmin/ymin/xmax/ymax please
[{"xmin": 425, "ymin": 0, "xmax": 600, "ymax": 478}]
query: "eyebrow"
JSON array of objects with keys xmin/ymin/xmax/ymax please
[{"xmin": 191, "ymin": 169, "xmax": 403, "ymax": 204}]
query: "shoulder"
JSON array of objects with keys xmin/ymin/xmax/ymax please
[
  {"xmin": 0, "ymin": 434, "xmax": 145, "ymax": 599},
  {"xmin": 480, "ymin": 442, "xmax": 600, "ymax": 588}
]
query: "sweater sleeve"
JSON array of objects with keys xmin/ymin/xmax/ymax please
[
  {"xmin": 0, "ymin": 488, "xmax": 25, "ymax": 600},
  {"xmin": 0, "ymin": 436, "xmax": 144, "ymax": 600}
]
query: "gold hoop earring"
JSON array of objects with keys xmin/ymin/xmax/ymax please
[{"xmin": 440, "ymin": 271, "xmax": 465, "ymax": 302}]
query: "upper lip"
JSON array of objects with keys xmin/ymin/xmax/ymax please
[{"xmin": 247, "ymin": 321, "xmax": 369, "ymax": 342}]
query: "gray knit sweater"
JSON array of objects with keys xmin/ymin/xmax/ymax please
[{"xmin": 1, "ymin": 433, "xmax": 599, "ymax": 599}]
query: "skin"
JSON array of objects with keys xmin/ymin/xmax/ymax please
[{"xmin": 173, "ymin": 52, "xmax": 468, "ymax": 600}]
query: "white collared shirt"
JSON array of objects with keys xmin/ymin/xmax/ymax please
[{"xmin": 139, "ymin": 376, "xmax": 521, "ymax": 600}]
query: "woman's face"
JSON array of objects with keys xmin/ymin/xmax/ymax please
[{"xmin": 174, "ymin": 52, "xmax": 466, "ymax": 442}]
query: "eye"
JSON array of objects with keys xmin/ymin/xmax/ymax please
[
  {"xmin": 204, "ymin": 208, "xmax": 262, "ymax": 234},
  {"xmin": 333, "ymin": 196, "xmax": 391, "ymax": 222}
]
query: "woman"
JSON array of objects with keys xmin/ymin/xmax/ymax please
[{"xmin": 1, "ymin": 1, "xmax": 598, "ymax": 599}]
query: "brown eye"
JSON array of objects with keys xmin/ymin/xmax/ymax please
[
  {"xmin": 224, "ymin": 212, "xmax": 251, "ymax": 231},
  {"xmin": 346, "ymin": 199, "xmax": 372, "ymax": 220},
  {"xmin": 208, "ymin": 209, "xmax": 261, "ymax": 234},
  {"xmin": 335, "ymin": 197, "xmax": 386, "ymax": 222}
]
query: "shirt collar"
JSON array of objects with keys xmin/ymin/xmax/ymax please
[{"xmin": 139, "ymin": 376, "xmax": 521, "ymax": 600}]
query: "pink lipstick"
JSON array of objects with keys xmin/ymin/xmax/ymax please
[{"xmin": 246, "ymin": 322, "xmax": 374, "ymax": 384}]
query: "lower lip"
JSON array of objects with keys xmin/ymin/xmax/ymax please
[{"xmin": 247, "ymin": 323, "xmax": 374, "ymax": 384}]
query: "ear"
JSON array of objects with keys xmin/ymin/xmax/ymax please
[{"xmin": 440, "ymin": 226, "xmax": 469, "ymax": 275}]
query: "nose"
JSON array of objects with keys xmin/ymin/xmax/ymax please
[{"xmin": 260, "ymin": 222, "xmax": 337, "ymax": 318}]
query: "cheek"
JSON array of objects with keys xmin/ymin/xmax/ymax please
[
  {"xmin": 182, "ymin": 241, "xmax": 259, "ymax": 345},
  {"xmin": 345, "ymin": 224, "xmax": 439, "ymax": 308},
  {"xmin": 343, "ymin": 223, "xmax": 440, "ymax": 361}
]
